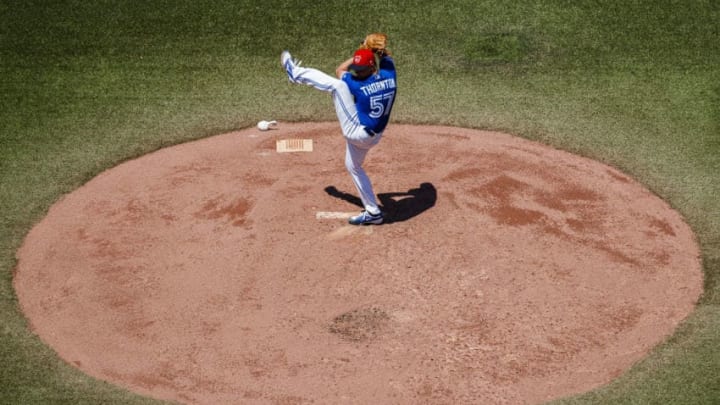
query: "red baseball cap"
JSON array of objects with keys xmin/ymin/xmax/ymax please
[{"xmin": 349, "ymin": 48, "xmax": 376, "ymax": 72}]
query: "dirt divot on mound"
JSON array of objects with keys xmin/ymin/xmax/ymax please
[
  {"xmin": 329, "ymin": 306, "xmax": 390, "ymax": 342},
  {"xmin": 14, "ymin": 122, "xmax": 702, "ymax": 404}
]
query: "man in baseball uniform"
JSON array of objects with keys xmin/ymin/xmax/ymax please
[{"xmin": 281, "ymin": 33, "xmax": 397, "ymax": 225}]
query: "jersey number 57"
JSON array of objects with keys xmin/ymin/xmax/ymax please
[{"xmin": 369, "ymin": 91, "xmax": 396, "ymax": 119}]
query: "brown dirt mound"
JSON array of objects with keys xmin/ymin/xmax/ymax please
[{"xmin": 14, "ymin": 122, "xmax": 702, "ymax": 404}]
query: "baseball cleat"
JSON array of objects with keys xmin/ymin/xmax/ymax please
[
  {"xmin": 348, "ymin": 210, "xmax": 384, "ymax": 225},
  {"xmin": 281, "ymin": 50, "xmax": 301, "ymax": 84}
]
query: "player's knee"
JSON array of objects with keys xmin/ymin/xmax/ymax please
[{"xmin": 345, "ymin": 159, "xmax": 362, "ymax": 175}]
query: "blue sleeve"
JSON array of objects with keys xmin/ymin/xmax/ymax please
[{"xmin": 379, "ymin": 56, "xmax": 395, "ymax": 71}]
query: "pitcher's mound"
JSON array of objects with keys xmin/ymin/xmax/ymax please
[{"xmin": 14, "ymin": 122, "xmax": 702, "ymax": 404}]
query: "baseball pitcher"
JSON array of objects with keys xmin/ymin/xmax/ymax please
[{"xmin": 281, "ymin": 33, "xmax": 397, "ymax": 225}]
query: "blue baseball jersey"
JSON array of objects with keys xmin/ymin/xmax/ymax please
[{"xmin": 342, "ymin": 56, "xmax": 397, "ymax": 134}]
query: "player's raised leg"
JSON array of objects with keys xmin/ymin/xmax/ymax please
[
  {"xmin": 281, "ymin": 51, "xmax": 362, "ymax": 141},
  {"xmin": 282, "ymin": 51, "xmax": 338, "ymax": 91}
]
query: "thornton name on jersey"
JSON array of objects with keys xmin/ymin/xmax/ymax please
[{"xmin": 359, "ymin": 78, "xmax": 397, "ymax": 96}]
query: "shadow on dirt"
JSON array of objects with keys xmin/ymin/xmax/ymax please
[{"xmin": 324, "ymin": 182, "xmax": 437, "ymax": 224}]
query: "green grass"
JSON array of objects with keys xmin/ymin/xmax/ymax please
[{"xmin": 1, "ymin": 0, "xmax": 718, "ymax": 403}]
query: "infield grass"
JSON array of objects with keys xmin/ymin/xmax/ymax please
[{"xmin": 1, "ymin": 1, "xmax": 718, "ymax": 403}]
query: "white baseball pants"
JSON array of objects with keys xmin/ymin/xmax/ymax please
[{"xmin": 292, "ymin": 66, "xmax": 383, "ymax": 215}]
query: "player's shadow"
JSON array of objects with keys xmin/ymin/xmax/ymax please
[{"xmin": 324, "ymin": 183, "xmax": 437, "ymax": 224}]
